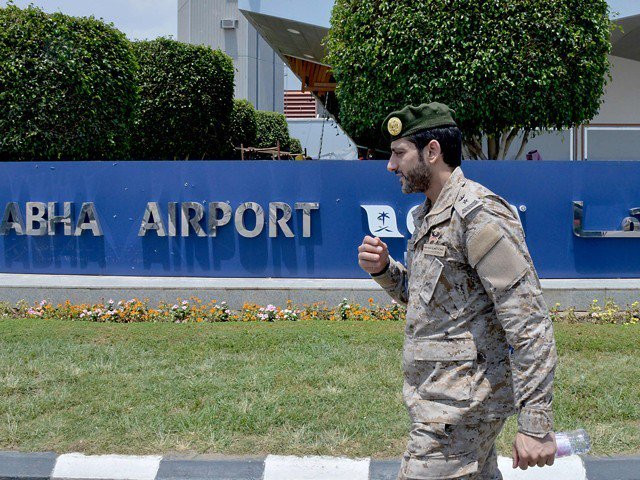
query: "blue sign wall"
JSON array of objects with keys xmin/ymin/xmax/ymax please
[{"xmin": 0, "ymin": 161, "xmax": 639, "ymax": 278}]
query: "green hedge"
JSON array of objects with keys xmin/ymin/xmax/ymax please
[
  {"xmin": 255, "ymin": 110, "xmax": 291, "ymax": 150},
  {"xmin": 0, "ymin": 4, "xmax": 138, "ymax": 160},
  {"xmin": 289, "ymin": 137, "xmax": 303, "ymax": 155},
  {"xmin": 229, "ymin": 99, "xmax": 257, "ymax": 157},
  {"xmin": 327, "ymin": 0, "xmax": 611, "ymax": 155},
  {"xmin": 131, "ymin": 38, "xmax": 234, "ymax": 160}
]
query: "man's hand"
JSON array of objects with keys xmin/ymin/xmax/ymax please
[
  {"xmin": 358, "ymin": 236, "xmax": 389, "ymax": 274},
  {"xmin": 512, "ymin": 432, "xmax": 556, "ymax": 470}
]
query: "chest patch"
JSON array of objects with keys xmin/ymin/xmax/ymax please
[
  {"xmin": 428, "ymin": 228, "xmax": 442, "ymax": 242},
  {"xmin": 423, "ymin": 243, "xmax": 447, "ymax": 257}
]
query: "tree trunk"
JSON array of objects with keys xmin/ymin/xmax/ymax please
[
  {"xmin": 514, "ymin": 130, "xmax": 531, "ymax": 160},
  {"xmin": 464, "ymin": 128, "xmax": 531, "ymax": 160},
  {"xmin": 464, "ymin": 136, "xmax": 487, "ymax": 160},
  {"xmin": 487, "ymin": 135, "xmax": 499, "ymax": 160},
  {"xmin": 498, "ymin": 127, "xmax": 519, "ymax": 160},
  {"xmin": 462, "ymin": 144, "xmax": 475, "ymax": 160}
]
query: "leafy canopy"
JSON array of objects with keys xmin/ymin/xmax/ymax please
[
  {"xmin": 327, "ymin": 0, "xmax": 612, "ymax": 159},
  {"xmin": 131, "ymin": 38, "xmax": 234, "ymax": 160},
  {"xmin": 0, "ymin": 4, "xmax": 137, "ymax": 160}
]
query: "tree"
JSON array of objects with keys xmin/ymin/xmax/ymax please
[
  {"xmin": 131, "ymin": 38, "xmax": 234, "ymax": 160},
  {"xmin": 326, "ymin": 0, "xmax": 612, "ymax": 159},
  {"xmin": 255, "ymin": 110, "xmax": 292, "ymax": 150},
  {"xmin": 229, "ymin": 99, "xmax": 258, "ymax": 156},
  {"xmin": 0, "ymin": 4, "xmax": 137, "ymax": 160}
]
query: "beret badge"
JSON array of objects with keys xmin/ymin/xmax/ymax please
[{"xmin": 387, "ymin": 117, "xmax": 403, "ymax": 136}]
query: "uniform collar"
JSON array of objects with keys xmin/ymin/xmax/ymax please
[
  {"xmin": 426, "ymin": 167, "xmax": 466, "ymax": 217},
  {"xmin": 411, "ymin": 199, "xmax": 430, "ymax": 224}
]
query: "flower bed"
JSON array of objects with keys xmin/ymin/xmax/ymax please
[
  {"xmin": 0, "ymin": 297, "xmax": 406, "ymax": 323},
  {"xmin": 550, "ymin": 299, "xmax": 639, "ymax": 326},
  {"xmin": 1, "ymin": 297, "xmax": 638, "ymax": 325}
]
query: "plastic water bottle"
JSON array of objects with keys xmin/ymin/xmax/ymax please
[{"xmin": 555, "ymin": 429, "xmax": 591, "ymax": 457}]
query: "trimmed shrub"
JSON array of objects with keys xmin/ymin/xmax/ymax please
[
  {"xmin": 0, "ymin": 4, "xmax": 138, "ymax": 160},
  {"xmin": 255, "ymin": 110, "xmax": 291, "ymax": 151},
  {"xmin": 289, "ymin": 137, "xmax": 303, "ymax": 155},
  {"xmin": 229, "ymin": 99, "xmax": 257, "ymax": 157},
  {"xmin": 327, "ymin": 0, "xmax": 611, "ymax": 158},
  {"xmin": 131, "ymin": 38, "xmax": 234, "ymax": 160}
]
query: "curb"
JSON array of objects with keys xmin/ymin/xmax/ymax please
[
  {"xmin": 2, "ymin": 273, "xmax": 640, "ymax": 310},
  {"xmin": 1, "ymin": 452, "xmax": 639, "ymax": 480}
]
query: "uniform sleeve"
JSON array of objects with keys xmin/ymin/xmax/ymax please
[
  {"xmin": 370, "ymin": 256, "xmax": 409, "ymax": 306},
  {"xmin": 464, "ymin": 196, "xmax": 557, "ymax": 438}
]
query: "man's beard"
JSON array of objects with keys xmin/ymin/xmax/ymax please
[{"xmin": 401, "ymin": 156, "xmax": 432, "ymax": 194}]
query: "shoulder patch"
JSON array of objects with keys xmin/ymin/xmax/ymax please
[
  {"xmin": 454, "ymin": 191, "xmax": 482, "ymax": 219},
  {"xmin": 468, "ymin": 223, "xmax": 502, "ymax": 267}
]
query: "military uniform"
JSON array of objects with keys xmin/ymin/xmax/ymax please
[{"xmin": 372, "ymin": 104, "xmax": 557, "ymax": 480}]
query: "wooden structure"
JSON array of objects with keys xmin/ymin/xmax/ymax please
[
  {"xmin": 285, "ymin": 55, "xmax": 336, "ymax": 95},
  {"xmin": 236, "ymin": 142, "xmax": 307, "ymax": 161}
]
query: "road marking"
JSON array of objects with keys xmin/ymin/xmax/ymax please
[
  {"xmin": 52, "ymin": 453, "xmax": 162, "ymax": 480},
  {"xmin": 498, "ymin": 455, "xmax": 587, "ymax": 480},
  {"xmin": 263, "ymin": 455, "xmax": 370, "ymax": 480}
]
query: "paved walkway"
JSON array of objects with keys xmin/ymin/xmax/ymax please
[{"xmin": 2, "ymin": 452, "xmax": 639, "ymax": 480}]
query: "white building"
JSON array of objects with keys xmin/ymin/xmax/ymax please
[{"xmin": 178, "ymin": 0, "xmax": 284, "ymax": 113}]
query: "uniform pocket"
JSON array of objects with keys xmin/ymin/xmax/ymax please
[
  {"xmin": 413, "ymin": 338, "xmax": 478, "ymax": 361},
  {"xmin": 418, "ymin": 258, "xmax": 443, "ymax": 305},
  {"xmin": 414, "ymin": 338, "xmax": 477, "ymax": 402},
  {"xmin": 403, "ymin": 454, "xmax": 478, "ymax": 480}
]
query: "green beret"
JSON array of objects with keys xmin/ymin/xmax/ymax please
[{"xmin": 382, "ymin": 102, "xmax": 457, "ymax": 141}]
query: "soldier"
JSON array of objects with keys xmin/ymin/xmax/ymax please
[{"xmin": 358, "ymin": 103, "xmax": 557, "ymax": 480}]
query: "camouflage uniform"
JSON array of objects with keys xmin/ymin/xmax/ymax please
[{"xmin": 372, "ymin": 167, "xmax": 557, "ymax": 480}]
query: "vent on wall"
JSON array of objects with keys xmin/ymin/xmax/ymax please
[
  {"xmin": 284, "ymin": 91, "xmax": 317, "ymax": 119},
  {"xmin": 220, "ymin": 19, "xmax": 238, "ymax": 29}
]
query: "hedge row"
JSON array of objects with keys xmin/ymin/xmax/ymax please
[
  {"xmin": 0, "ymin": 5, "xmax": 300, "ymax": 161},
  {"xmin": 230, "ymin": 100, "xmax": 303, "ymax": 159},
  {"xmin": 0, "ymin": 5, "xmax": 137, "ymax": 161},
  {"xmin": 132, "ymin": 38, "xmax": 234, "ymax": 160}
]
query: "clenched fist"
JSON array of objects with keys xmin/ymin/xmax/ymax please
[{"xmin": 358, "ymin": 236, "xmax": 390, "ymax": 275}]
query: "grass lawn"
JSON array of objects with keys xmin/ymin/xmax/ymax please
[{"xmin": 0, "ymin": 318, "xmax": 638, "ymax": 458}]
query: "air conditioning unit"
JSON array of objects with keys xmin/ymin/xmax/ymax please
[{"xmin": 220, "ymin": 19, "xmax": 238, "ymax": 29}]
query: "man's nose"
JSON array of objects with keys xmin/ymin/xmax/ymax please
[{"xmin": 387, "ymin": 158, "xmax": 396, "ymax": 173}]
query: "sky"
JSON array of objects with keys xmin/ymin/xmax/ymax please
[
  {"xmin": 6, "ymin": 0, "xmax": 176, "ymax": 41},
  {"xmin": 607, "ymin": 0, "xmax": 640, "ymax": 19},
  {"xmin": 6, "ymin": 0, "xmax": 636, "ymax": 42}
]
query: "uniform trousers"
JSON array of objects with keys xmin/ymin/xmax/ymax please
[{"xmin": 397, "ymin": 418, "xmax": 506, "ymax": 480}]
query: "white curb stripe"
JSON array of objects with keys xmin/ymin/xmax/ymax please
[
  {"xmin": 263, "ymin": 455, "xmax": 370, "ymax": 480},
  {"xmin": 498, "ymin": 455, "xmax": 587, "ymax": 480},
  {"xmin": 52, "ymin": 453, "xmax": 162, "ymax": 480}
]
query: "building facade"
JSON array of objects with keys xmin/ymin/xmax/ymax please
[{"xmin": 178, "ymin": 0, "xmax": 284, "ymax": 113}]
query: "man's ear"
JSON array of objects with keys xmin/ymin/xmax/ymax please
[{"xmin": 426, "ymin": 139, "xmax": 442, "ymax": 164}]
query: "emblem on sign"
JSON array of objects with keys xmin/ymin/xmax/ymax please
[{"xmin": 361, "ymin": 205, "xmax": 404, "ymax": 238}]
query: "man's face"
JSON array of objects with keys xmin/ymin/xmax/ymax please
[{"xmin": 388, "ymin": 138, "xmax": 432, "ymax": 194}]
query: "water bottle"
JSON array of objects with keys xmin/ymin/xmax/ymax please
[{"xmin": 555, "ymin": 429, "xmax": 591, "ymax": 457}]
